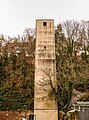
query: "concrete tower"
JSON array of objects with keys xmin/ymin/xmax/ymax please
[{"xmin": 34, "ymin": 19, "xmax": 58, "ymax": 120}]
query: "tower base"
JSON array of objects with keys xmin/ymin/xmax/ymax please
[{"xmin": 34, "ymin": 109, "xmax": 58, "ymax": 120}]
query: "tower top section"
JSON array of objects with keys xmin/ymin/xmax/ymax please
[{"xmin": 36, "ymin": 19, "xmax": 54, "ymax": 32}]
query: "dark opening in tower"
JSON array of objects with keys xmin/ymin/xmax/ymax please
[{"xmin": 43, "ymin": 22, "xmax": 47, "ymax": 26}]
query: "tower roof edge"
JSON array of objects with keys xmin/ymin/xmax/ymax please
[{"xmin": 36, "ymin": 19, "xmax": 54, "ymax": 21}]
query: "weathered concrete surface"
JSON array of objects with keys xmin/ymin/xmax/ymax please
[{"xmin": 34, "ymin": 19, "xmax": 58, "ymax": 120}]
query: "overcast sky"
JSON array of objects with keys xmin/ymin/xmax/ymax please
[{"xmin": 0, "ymin": 0, "xmax": 89, "ymax": 37}]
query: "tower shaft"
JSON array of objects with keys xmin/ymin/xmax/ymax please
[{"xmin": 34, "ymin": 19, "xmax": 58, "ymax": 120}]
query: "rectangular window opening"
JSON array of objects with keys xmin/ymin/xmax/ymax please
[{"xmin": 43, "ymin": 22, "xmax": 47, "ymax": 26}]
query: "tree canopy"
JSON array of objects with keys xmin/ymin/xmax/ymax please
[{"xmin": 0, "ymin": 29, "xmax": 35, "ymax": 110}]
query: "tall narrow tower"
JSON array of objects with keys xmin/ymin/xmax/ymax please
[{"xmin": 34, "ymin": 19, "xmax": 58, "ymax": 120}]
